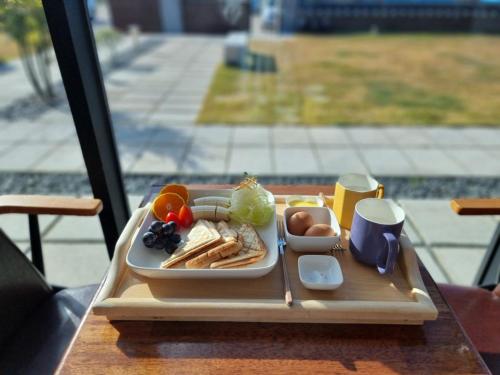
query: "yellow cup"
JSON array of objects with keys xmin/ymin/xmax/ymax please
[{"xmin": 333, "ymin": 174, "xmax": 384, "ymax": 229}]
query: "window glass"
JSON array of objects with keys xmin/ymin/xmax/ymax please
[{"xmin": 1, "ymin": 0, "xmax": 498, "ymax": 286}]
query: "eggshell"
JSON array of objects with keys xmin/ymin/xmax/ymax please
[
  {"xmin": 287, "ymin": 211, "xmax": 314, "ymax": 236},
  {"xmin": 304, "ymin": 224, "xmax": 336, "ymax": 237}
]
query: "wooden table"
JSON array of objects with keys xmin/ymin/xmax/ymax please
[{"xmin": 57, "ymin": 185, "xmax": 490, "ymax": 374}]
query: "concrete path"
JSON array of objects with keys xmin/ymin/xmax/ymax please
[
  {"xmin": 105, "ymin": 33, "xmax": 500, "ymax": 176},
  {"xmin": 2, "ymin": 120, "xmax": 500, "ymax": 177},
  {"xmin": 2, "ymin": 36, "xmax": 500, "ymax": 177}
]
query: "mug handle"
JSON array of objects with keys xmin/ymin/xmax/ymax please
[
  {"xmin": 376, "ymin": 184, "xmax": 384, "ymax": 198},
  {"xmin": 377, "ymin": 232, "xmax": 399, "ymax": 274}
]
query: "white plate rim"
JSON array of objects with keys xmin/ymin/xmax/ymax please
[{"xmin": 125, "ymin": 188, "xmax": 278, "ymax": 279}]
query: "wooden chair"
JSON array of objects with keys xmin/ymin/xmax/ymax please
[
  {"xmin": 0, "ymin": 195, "xmax": 102, "ymax": 374},
  {"xmin": 450, "ymin": 199, "xmax": 500, "ymax": 287},
  {"xmin": 438, "ymin": 199, "xmax": 500, "ymax": 374}
]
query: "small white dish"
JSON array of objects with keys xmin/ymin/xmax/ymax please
[
  {"xmin": 285, "ymin": 195, "xmax": 324, "ymax": 208},
  {"xmin": 283, "ymin": 206, "xmax": 341, "ymax": 252},
  {"xmin": 298, "ymin": 255, "xmax": 343, "ymax": 290}
]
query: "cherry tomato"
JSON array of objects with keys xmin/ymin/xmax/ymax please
[
  {"xmin": 165, "ymin": 212, "xmax": 181, "ymax": 228},
  {"xmin": 178, "ymin": 205, "xmax": 194, "ymax": 228}
]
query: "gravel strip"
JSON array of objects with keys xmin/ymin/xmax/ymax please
[{"xmin": 1, "ymin": 172, "xmax": 500, "ymax": 199}]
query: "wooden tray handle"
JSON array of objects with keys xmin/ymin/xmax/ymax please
[
  {"xmin": 94, "ymin": 205, "xmax": 150, "ymax": 306},
  {"xmin": 0, "ymin": 195, "xmax": 102, "ymax": 216},
  {"xmin": 451, "ymin": 199, "xmax": 500, "ymax": 215}
]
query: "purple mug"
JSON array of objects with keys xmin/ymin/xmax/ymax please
[{"xmin": 349, "ymin": 198, "xmax": 405, "ymax": 275}]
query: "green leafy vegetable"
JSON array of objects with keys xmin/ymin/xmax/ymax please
[{"xmin": 230, "ymin": 176, "xmax": 273, "ymax": 226}]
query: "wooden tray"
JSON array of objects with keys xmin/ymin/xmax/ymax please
[{"xmin": 93, "ymin": 197, "xmax": 438, "ymax": 325}]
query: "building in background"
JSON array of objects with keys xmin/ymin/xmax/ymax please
[
  {"xmin": 278, "ymin": 0, "xmax": 500, "ymax": 33},
  {"xmin": 108, "ymin": 0, "xmax": 250, "ymax": 33}
]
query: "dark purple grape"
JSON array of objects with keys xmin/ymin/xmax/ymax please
[
  {"xmin": 149, "ymin": 220, "xmax": 164, "ymax": 234},
  {"xmin": 154, "ymin": 236, "xmax": 167, "ymax": 250},
  {"xmin": 162, "ymin": 222, "xmax": 175, "ymax": 236},
  {"xmin": 170, "ymin": 233, "xmax": 181, "ymax": 244},
  {"xmin": 142, "ymin": 231, "xmax": 157, "ymax": 248},
  {"xmin": 164, "ymin": 239, "xmax": 177, "ymax": 254},
  {"xmin": 167, "ymin": 220, "xmax": 177, "ymax": 232}
]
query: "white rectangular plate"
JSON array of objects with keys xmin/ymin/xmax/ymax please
[{"xmin": 126, "ymin": 189, "xmax": 278, "ymax": 279}]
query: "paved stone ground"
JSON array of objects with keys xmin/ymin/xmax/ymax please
[
  {"xmin": 2, "ymin": 36, "xmax": 500, "ymax": 177},
  {"xmin": 2, "ymin": 123, "xmax": 500, "ymax": 177},
  {"xmin": 1, "ymin": 35, "xmax": 499, "ymax": 288}
]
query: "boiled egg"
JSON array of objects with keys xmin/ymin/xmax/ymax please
[
  {"xmin": 304, "ymin": 224, "xmax": 336, "ymax": 237},
  {"xmin": 287, "ymin": 211, "xmax": 314, "ymax": 236}
]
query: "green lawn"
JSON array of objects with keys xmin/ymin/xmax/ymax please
[
  {"xmin": 0, "ymin": 33, "xmax": 18, "ymax": 63},
  {"xmin": 197, "ymin": 34, "xmax": 500, "ymax": 126}
]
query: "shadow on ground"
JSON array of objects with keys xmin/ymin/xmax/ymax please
[
  {"xmin": 0, "ymin": 37, "xmax": 165, "ymax": 121},
  {"xmin": 112, "ymin": 110, "xmax": 206, "ymax": 173},
  {"xmin": 0, "ymin": 63, "xmax": 15, "ymax": 75},
  {"xmin": 230, "ymin": 51, "xmax": 277, "ymax": 73}
]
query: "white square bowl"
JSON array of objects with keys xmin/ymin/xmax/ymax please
[
  {"xmin": 298, "ymin": 255, "xmax": 343, "ymax": 290},
  {"xmin": 283, "ymin": 206, "xmax": 341, "ymax": 252}
]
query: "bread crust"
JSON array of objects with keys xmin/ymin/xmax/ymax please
[
  {"xmin": 161, "ymin": 220, "xmax": 221, "ymax": 268},
  {"xmin": 185, "ymin": 238, "xmax": 242, "ymax": 269}
]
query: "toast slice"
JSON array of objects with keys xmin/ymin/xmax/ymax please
[
  {"xmin": 161, "ymin": 220, "xmax": 221, "ymax": 268},
  {"xmin": 210, "ymin": 223, "xmax": 267, "ymax": 269},
  {"xmin": 210, "ymin": 251, "xmax": 265, "ymax": 269},
  {"xmin": 185, "ymin": 222, "xmax": 242, "ymax": 269},
  {"xmin": 185, "ymin": 237, "xmax": 242, "ymax": 269}
]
